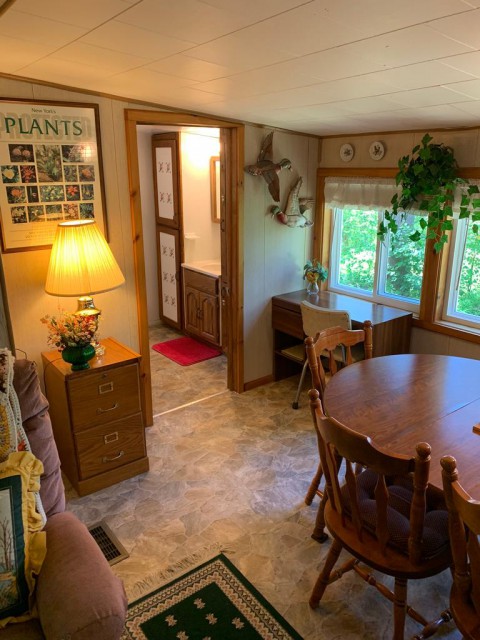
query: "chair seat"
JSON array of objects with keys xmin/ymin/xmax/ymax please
[
  {"xmin": 324, "ymin": 501, "xmax": 451, "ymax": 579},
  {"xmin": 281, "ymin": 343, "xmax": 351, "ymax": 364},
  {"xmin": 343, "ymin": 469, "xmax": 450, "ymax": 560}
]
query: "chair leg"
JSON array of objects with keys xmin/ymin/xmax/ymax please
[
  {"xmin": 311, "ymin": 490, "xmax": 328, "ymax": 542},
  {"xmin": 393, "ymin": 577, "xmax": 408, "ymax": 640},
  {"xmin": 305, "ymin": 462, "xmax": 323, "ymax": 506},
  {"xmin": 292, "ymin": 360, "xmax": 308, "ymax": 409},
  {"xmin": 309, "ymin": 538, "xmax": 343, "ymax": 608}
]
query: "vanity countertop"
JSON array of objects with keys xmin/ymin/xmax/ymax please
[{"xmin": 182, "ymin": 261, "xmax": 221, "ymax": 277}]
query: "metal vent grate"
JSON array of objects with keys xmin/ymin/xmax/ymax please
[{"xmin": 88, "ymin": 520, "xmax": 129, "ymax": 565}]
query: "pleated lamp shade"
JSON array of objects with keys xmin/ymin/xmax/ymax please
[{"xmin": 45, "ymin": 220, "xmax": 125, "ymax": 304}]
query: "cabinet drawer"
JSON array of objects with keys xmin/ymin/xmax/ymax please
[
  {"xmin": 75, "ymin": 413, "xmax": 145, "ymax": 480},
  {"xmin": 183, "ymin": 268, "xmax": 218, "ymax": 295},
  {"xmin": 68, "ymin": 363, "xmax": 140, "ymax": 432}
]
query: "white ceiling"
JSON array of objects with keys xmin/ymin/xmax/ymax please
[{"xmin": 2, "ymin": 0, "xmax": 480, "ymax": 136}]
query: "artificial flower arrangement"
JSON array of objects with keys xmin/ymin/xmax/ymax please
[
  {"xmin": 41, "ymin": 312, "xmax": 99, "ymax": 351},
  {"xmin": 303, "ymin": 259, "xmax": 328, "ymax": 284}
]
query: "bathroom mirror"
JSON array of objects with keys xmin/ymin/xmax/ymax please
[{"xmin": 210, "ymin": 156, "xmax": 220, "ymax": 223}]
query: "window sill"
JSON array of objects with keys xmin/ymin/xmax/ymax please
[{"xmin": 412, "ymin": 318, "xmax": 480, "ymax": 344}]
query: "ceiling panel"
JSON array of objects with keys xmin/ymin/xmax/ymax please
[{"xmin": 0, "ymin": 0, "xmax": 480, "ymax": 135}]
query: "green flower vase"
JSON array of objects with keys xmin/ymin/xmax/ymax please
[{"xmin": 61, "ymin": 344, "xmax": 96, "ymax": 371}]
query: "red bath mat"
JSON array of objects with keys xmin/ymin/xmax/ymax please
[{"xmin": 152, "ymin": 336, "xmax": 222, "ymax": 366}]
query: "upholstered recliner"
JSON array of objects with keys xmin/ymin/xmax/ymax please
[{"xmin": 2, "ymin": 358, "xmax": 127, "ymax": 640}]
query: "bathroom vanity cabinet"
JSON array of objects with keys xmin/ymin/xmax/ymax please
[{"xmin": 183, "ymin": 266, "xmax": 220, "ymax": 346}]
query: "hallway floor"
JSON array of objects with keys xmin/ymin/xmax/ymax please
[
  {"xmin": 65, "ymin": 361, "xmax": 460, "ymax": 640},
  {"xmin": 149, "ymin": 322, "xmax": 228, "ymax": 416}
]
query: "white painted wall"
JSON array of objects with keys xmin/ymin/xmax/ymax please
[
  {"xmin": 243, "ymin": 127, "xmax": 318, "ymax": 382},
  {"xmin": 181, "ymin": 131, "xmax": 220, "ymax": 264},
  {"xmin": 319, "ymin": 128, "xmax": 480, "ymax": 360}
]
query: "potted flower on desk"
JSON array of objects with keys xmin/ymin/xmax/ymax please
[{"xmin": 303, "ymin": 259, "xmax": 328, "ymax": 295}]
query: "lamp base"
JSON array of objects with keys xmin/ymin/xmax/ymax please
[
  {"xmin": 74, "ymin": 296, "xmax": 100, "ymax": 318},
  {"xmin": 74, "ymin": 297, "xmax": 105, "ymax": 356}
]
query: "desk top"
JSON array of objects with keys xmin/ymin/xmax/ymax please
[
  {"xmin": 272, "ymin": 289, "xmax": 412, "ymax": 326},
  {"xmin": 323, "ymin": 353, "xmax": 480, "ymax": 495}
]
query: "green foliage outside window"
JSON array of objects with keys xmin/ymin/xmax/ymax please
[{"xmin": 456, "ymin": 230, "xmax": 480, "ymax": 317}]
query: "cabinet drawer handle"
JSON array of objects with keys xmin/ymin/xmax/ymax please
[
  {"xmin": 96, "ymin": 402, "xmax": 119, "ymax": 414},
  {"xmin": 102, "ymin": 450, "xmax": 124, "ymax": 463}
]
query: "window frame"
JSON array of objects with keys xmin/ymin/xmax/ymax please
[
  {"xmin": 329, "ymin": 206, "xmax": 424, "ymax": 313},
  {"xmin": 315, "ymin": 167, "xmax": 480, "ymax": 345}
]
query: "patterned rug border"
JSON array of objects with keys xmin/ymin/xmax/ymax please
[
  {"xmin": 124, "ymin": 553, "xmax": 303, "ymax": 640},
  {"xmin": 127, "ymin": 544, "xmax": 231, "ymax": 601}
]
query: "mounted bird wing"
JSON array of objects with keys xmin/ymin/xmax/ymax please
[
  {"xmin": 243, "ymin": 131, "xmax": 291, "ymax": 202},
  {"xmin": 257, "ymin": 131, "xmax": 273, "ymax": 162}
]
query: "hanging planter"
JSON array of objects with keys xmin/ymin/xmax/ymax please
[{"xmin": 378, "ymin": 134, "xmax": 480, "ymax": 252}]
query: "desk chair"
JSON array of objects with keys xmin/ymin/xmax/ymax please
[
  {"xmin": 441, "ymin": 456, "xmax": 480, "ymax": 640},
  {"xmin": 281, "ymin": 301, "xmax": 351, "ymax": 410},
  {"xmin": 304, "ymin": 320, "xmax": 373, "ymax": 541},
  {"xmin": 309, "ymin": 389, "xmax": 452, "ymax": 640}
]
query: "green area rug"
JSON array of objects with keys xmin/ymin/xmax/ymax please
[{"xmin": 122, "ymin": 554, "xmax": 303, "ymax": 639}]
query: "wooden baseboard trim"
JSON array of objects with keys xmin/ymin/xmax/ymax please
[{"xmin": 243, "ymin": 375, "xmax": 273, "ymax": 391}]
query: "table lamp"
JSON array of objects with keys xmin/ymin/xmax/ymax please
[{"xmin": 45, "ymin": 220, "xmax": 125, "ymax": 319}]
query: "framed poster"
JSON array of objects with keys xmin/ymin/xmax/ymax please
[{"xmin": 0, "ymin": 99, "xmax": 108, "ymax": 252}]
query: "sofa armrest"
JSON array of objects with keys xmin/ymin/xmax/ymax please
[{"xmin": 36, "ymin": 512, "xmax": 127, "ymax": 640}]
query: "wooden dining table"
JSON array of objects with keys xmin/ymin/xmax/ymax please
[{"xmin": 323, "ymin": 353, "xmax": 480, "ymax": 495}]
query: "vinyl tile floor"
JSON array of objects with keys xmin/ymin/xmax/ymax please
[{"xmin": 65, "ymin": 329, "xmax": 460, "ymax": 640}]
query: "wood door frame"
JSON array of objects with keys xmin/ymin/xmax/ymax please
[{"xmin": 125, "ymin": 109, "xmax": 244, "ymax": 426}]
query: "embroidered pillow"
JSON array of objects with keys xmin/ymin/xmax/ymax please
[
  {"xmin": 0, "ymin": 349, "xmax": 46, "ymax": 526},
  {"xmin": 0, "ymin": 451, "xmax": 46, "ymax": 627}
]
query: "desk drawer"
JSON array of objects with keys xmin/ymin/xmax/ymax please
[
  {"xmin": 68, "ymin": 363, "xmax": 140, "ymax": 431},
  {"xmin": 272, "ymin": 305, "xmax": 303, "ymax": 339},
  {"xmin": 75, "ymin": 413, "xmax": 145, "ymax": 479}
]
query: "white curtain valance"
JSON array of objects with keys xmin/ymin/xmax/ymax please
[
  {"xmin": 324, "ymin": 176, "xmax": 480, "ymax": 218},
  {"xmin": 324, "ymin": 177, "xmax": 400, "ymax": 212}
]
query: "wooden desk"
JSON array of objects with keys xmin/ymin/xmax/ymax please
[
  {"xmin": 271, "ymin": 289, "xmax": 412, "ymax": 380},
  {"xmin": 323, "ymin": 353, "xmax": 480, "ymax": 495}
]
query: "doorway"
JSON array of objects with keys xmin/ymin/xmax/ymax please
[{"xmin": 125, "ymin": 110, "xmax": 244, "ymax": 426}]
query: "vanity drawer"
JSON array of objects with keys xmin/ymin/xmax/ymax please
[
  {"xmin": 183, "ymin": 268, "xmax": 218, "ymax": 295},
  {"xmin": 75, "ymin": 413, "xmax": 145, "ymax": 480},
  {"xmin": 68, "ymin": 363, "xmax": 140, "ymax": 432}
]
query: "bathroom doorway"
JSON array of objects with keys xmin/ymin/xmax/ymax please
[
  {"xmin": 125, "ymin": 110, "xmax": 244, "ymax": 426},
  {"xmin": 137, "ymin": 124, "xmax": 226, "ymax": 416}
]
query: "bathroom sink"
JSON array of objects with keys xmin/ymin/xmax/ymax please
[{"xmin": 182, "ymin": 261, "xmax": 221, "ymax": 277}]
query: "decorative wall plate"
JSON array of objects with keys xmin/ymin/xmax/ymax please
[
  {"xmin": 339, "ymin": 143, "xmax": 354, "ymax": 162},
  {"xmin": 369, "ymin": 141, "xmax": 385, "ymax": 160}
]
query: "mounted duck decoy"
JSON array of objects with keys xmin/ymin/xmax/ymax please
[
  {"xmin": 244, "ymin": 131, "xmax": 291, "ymax": 202},
  {"xmin": 271, "ymin": 177, "xmax": 314, "ymax": 228}
]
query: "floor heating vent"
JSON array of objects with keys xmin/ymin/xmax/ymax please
[{"xmin": 88, "ymin": 520, "xmax": 129, "ymax": 565}]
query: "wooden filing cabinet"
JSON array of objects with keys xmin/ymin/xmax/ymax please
[{"xmin": 42, "ymin": 337, "xmax": 149, "ymax": 496}]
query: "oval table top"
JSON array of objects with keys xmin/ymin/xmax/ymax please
[{"xmin": 323, "ymin": 353, "xmax": 480, "ymax": 496}]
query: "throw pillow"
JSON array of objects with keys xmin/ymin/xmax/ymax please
[
  {"xmin": 0, "ymin": 349, "xmax": 46, "ymax": 526},
  {"xmin": 0, "ymin": 451, "xmax": 46, "ymax": 628}
]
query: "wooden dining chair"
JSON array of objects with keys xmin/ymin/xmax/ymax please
[
  {"xmin": 441, "ymin": 455, "xmax": 480, "ymax": 640},
  {"xmin": 308, "ymin": 389, "xmax": 452, "ymax": 640},
  {"xmin": 304, "ymin": 319, "xmax": 373, "ymax": 541}
]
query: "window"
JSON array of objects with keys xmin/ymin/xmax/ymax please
[
  {"xmin": 444, "ymin": 219, "xmax": 480, "ymax": 328},
  {"xmin": 330, "ymin": 208, "xmax": 426, "ymax": 312}
]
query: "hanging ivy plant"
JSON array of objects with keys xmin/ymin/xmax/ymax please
[{"xmin": 378, "ymin": 133, "xmax": 480, "ymax": 252}]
